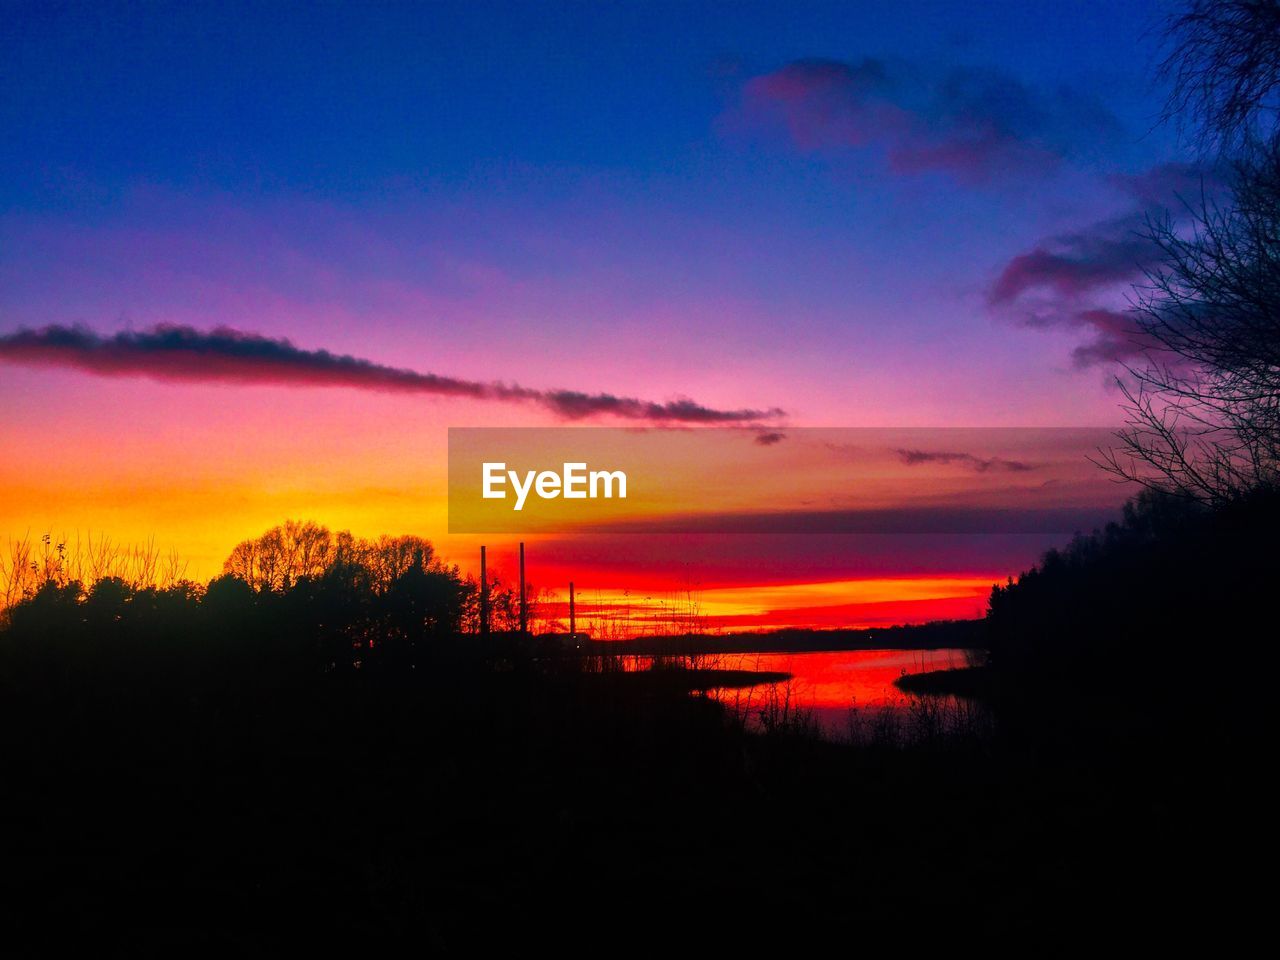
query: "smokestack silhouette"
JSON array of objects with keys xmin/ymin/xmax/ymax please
[
  {"xmin": 480, "ymin": 545, "xmax": 489, "ymax": 637},
  {"xmin": 519, "ymin": 542, "xmax": 527, "ymax": 639}
]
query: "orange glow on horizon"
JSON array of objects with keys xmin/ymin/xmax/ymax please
[{"xmin": 1, "ymin": 380, "xmax": 1086, "ymax": 631}]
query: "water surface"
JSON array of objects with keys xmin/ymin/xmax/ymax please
[{"xmin": 703, "ymin": 648, "xmax": 975, "ymax": 737}]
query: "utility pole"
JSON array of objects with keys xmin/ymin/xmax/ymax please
[
  {"xmin": 569, "ymin": 580, "xmax": 576, "ymax": 642},
  {"xmin": 480, "ymin": 545, "xmax": 489, "ymax": 637},
  {"xmin": 519, "ymin": 541, "xmax": 527, "ymax": 638}
]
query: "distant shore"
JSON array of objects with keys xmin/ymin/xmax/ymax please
[
  {"xmin": 582, "ymin": 619, "xmax": 985, "ymax": 656},
  {"xmin": 894, "ymin": 664, "xmax": 992, "ymax": 698}
]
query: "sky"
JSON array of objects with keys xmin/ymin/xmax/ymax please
[{"xmin": 0, "ymin": 1, "xmax": 1194, "ymax": 628}]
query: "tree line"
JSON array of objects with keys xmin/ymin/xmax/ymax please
[{"xmin": 0, "ymin": 520, "xmax": 546, "ymax": 689}]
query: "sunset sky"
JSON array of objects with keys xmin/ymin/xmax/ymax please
[{"xmin": 0, "ymin": 1, "xmax": 1190, "ymax": 628}]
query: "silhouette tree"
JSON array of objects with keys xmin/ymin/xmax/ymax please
[
  {"xmin": 223, "ymin": 519, "xmax": 334, "ymax": 591},
  {"xmin": 985, "ymin": 486, "xmax": 1278, "ymax": 679},
  {"xmin": 1103, "ymin": 1, "xmax": 1280, "ymax": 502},
  {"xmin": 1160, "ymin": 0, "xmax": 1280, "ymax": 153}
]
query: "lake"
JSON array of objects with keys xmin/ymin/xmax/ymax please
[{"xmin": 625, "ymin": 648, "xmax": 979, "ymax": 739}]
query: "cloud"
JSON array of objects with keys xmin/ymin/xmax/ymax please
[
  {"xmin": 1109, "ymin": 161, "xmax": 1217, "ymax": 208},
  {"xmin": 531, "ymin": 532, "xmax": 1063, "ymax": 585},
  {"xmin": 1066, "ymin": 309, "xmax": 1151, "ymax": 368},
  {"xmin": 0, "ymin": 324, "xmax": 784, "ymax": 424},
  {"xmin": 753, "ymin": 431, "xmax": 787, "ymax": 446},
  {"xmin": 987, "ymin": 161, "xmax": 1220, "ymax": 366},
  {"xmin": 570, "ymin": 505, "xmax": 1109, "ymax": 535},
  {"xmin": 895, "ymin": 449, "xmax": 1037, "ymax": 473},
  {"xmin": 987, "ymin": 228, "xmax": 1159, "ymax": 307},
  {"xmin": 986, "ymin": 219, "xmax": 1156, "ymax": 368},
  {"xmin": 740, "ymin": 57, "xmax": 1120, "ymax": 183}
]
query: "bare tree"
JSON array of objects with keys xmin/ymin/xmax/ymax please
[
  {"xmin": 223, "ymin": 519, "xmax": 334, "ymax": 591},
  {"xmin": 1161, "ymin": 0, "xmax": 1280, "ymax": 153},
  {"xmin": 1102, "ymin": 1, "xmax": 1280, "ymax": 502}
]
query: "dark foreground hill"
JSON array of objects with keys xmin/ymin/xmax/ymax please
[{"xmin": 0, "ymin": 495, "xmax": 1273, "ymax": 950}]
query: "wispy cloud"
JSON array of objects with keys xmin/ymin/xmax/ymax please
[
  {"xmin": 0, "ymin": 324, "xmax": 784, "ymax": 424},
  {"xmin": 895, "ymin": 449, "xmax": 1037, "ymax": 473},
  {"xmin": 1065, "ymin": 308, "xmax": 1152, "ymax": 367},
  {"xmin": 739, "ymin": 57, "xmax": 1120, "ymax": 183},
  {"xmin": 988, "ymin": 229, "xmax": 1159, "ymax": 307},
  {"xmin": 987, "ymin": 161, "xmax": 1220, "ymax": 367}
]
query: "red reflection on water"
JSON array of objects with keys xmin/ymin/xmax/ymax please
[
  {"xmin": 716, "ymin": 648, "xmax": 968, "ymax": 707},
  {"xmin": 704, "ymin": 648, "xmax": 974, "ymax": 734}
]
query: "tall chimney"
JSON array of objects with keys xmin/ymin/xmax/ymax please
[
  {"xmin": 519, "ymin": 541, "xmax": 527, "ymax": 638},
  {"xmin": 480, "ymin": 545, "xmax": 489, "ymax": 637}
]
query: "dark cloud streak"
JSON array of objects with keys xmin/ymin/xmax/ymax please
[
  {"xmin": 0, "ymin": 324, "xmax": 785, "ymax": 424},
  {"xmin": 986, "ymin": 161, "xmax": 1220, "ymax": 367},
  {"xmin": 895, "ymin": 449, "xmax": 1037, "ymax": 473},
  {"xmin": 753, "ymin": 431, "xmax": 787, "ymax": 446},
  {"xmin": 987, "ymin": 230, "xmax": 1159, "ymax": 307}
]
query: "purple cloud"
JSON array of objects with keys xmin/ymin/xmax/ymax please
[
  {"xmin": 0, "ymin": 324, "xmax": 785, "ymax": 424},
  {"xmin": 987, "ymin": 161, "xmax": 1219, "ymax": 367},
  {"xmin": 741, "ymin": 57, "xmax": 1120, "ymax": 183},
  {"xmin": 988, "ymin": 230, "xmax": 1159, "ymax": 307},
  {"xmin": 1066, "ymin": 309, "xmax": 1152, "ymax": 368}
]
